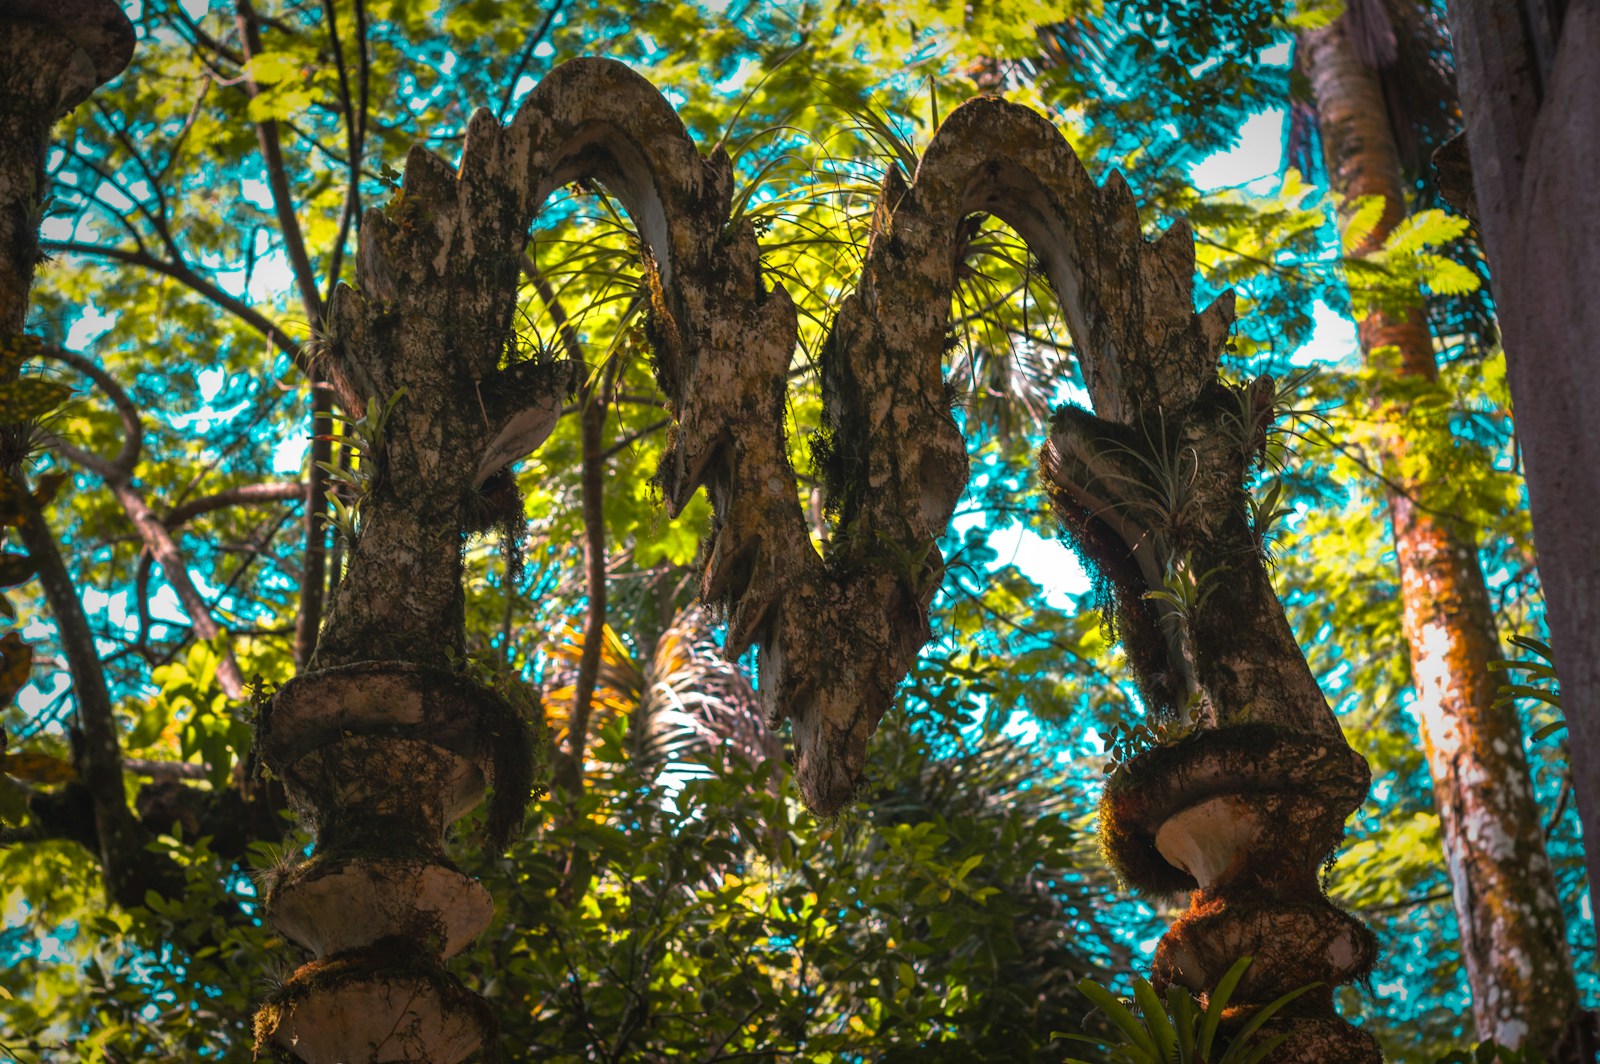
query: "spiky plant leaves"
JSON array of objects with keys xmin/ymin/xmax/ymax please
[
  {"xmin": 1070, "ymin": 976, "xmax": 1161, "ymax": 1060},
  {"xmin": 1133, "ymin": 975, "xmax": 1180, "ymax": 1060},
  {"xmin": 1063, "ymin": 957, "xmax": 1319, "ymax": 1064}
]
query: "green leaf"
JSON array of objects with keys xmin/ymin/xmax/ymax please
[
  {"xmin": 244, "ymin": 51, "xmax": 301, "ymax": 85},
  {"xmin": 1167, "ymin": 984, "xmax": 1197, "ymax": 1059},
  {"xmin": 1133, "ymin": 977, "xmax": 1178, "ymax": 1060},
  {"xmin": 248, "ymin": 86, "xmax": 318, "ymax": 124},
  {"xmin": 1383, "ymin": 208, "xmax": 1470, "ymax": 257},
  {"xmin": 1340, "ymin": 195, "xmax": 1386, "ymax": 253},
  {"xmin": 1530, "ymin": 720, "xmax": 1567, "ymax": 742},
  {"xmin": 1218, "ymin": 981, "xmax": 1321, "ymax": 1062},
  {"xmin": 1198, "ymin": 956, "xmax": 1252, "ymax": 1054},
  {"xmin": 0, "ymin": 773, "xmax": 29, "ymax": 826},
  {"xmin": 1076, "ymin": 978, "xmax": 1159, "ymax": 1060}
]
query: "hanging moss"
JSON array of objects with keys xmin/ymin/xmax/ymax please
[
  {"xmin": 1041, "ymin": 406, "xmax": 1181, "ymax": 714},
  {"xmin": 461, "ymin": 465, "xmax": 526, "ymax": 587},
  {"xmin": 476, "ymin": 679, "xmax": 537, "ymax": 854}
]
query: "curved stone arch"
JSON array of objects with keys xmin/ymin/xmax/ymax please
[
  {"xmin": 807, "ymin": 93, "xmax": 1245, "ymax": 797},
  {"xmin": 266, "ymin": 57, "xmax": 1380, "ymax": 1062},
  {"xmin": 508, "ymin": 56, "xmax": 806, "ymax": 514},
  {"xmin": 820, "ymin": 93, "xmax": 1236, "ymax": 554},
  {"xmin": 891, "ymin": 96, "xmax": 1234, "ymax": 421},
  {"xmin": 820, "ymin": 95, "xmax": 1378, "ymax": 1061},
  {"xmin": 511, "ymin": 57, "xmax": 722, "ymax": 294},
  {"xmin": 471, "ymin": 62, "xmax": 1284, "ymax": 817}
]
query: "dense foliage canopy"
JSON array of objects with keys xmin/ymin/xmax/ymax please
[{"xmin": 0, "ymin": 0, "xmax": 1592, "ymax": 1061}]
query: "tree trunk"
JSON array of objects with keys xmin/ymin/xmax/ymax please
[
  {"xmin": 1303, "ymin": 18, "xmax": 1580, "ymax": 1052},
  {"xmin": 1, "ymin": 5, "xmax": 133, "ymax": 334},
  {"xmin": 1444, "ymin": 13, "xmax": 1600, "ymax": 1050}
]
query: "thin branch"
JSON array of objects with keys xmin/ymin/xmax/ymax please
[
  {"xmin": 568, "ymin": 365, "xmax": 611, "ymax": 779},
  {"xmin": 497, "ymin": 0, "xmax": 566, "ymax": 121},
  {"xmin": 1544, "ymin": 775, "xmax": 1574, "ymax": 843},
  {"xmin": 525, "ymin": 253, "xmax": 603, "ymax": 790},
  {"xmin": 47, "ymin": 241, "xmax": 310, "ymax": 375},
  {"xmin": 1353, "ymin": 889, "xmax": 1453, "ymax": 914},
  {"xmin": 41, "ymin": 356, "xmax": 248, "ymax": 699},
  {"xmin": 124, "ymin": 758, "xmax": 210, "ymax": 781},
  {"xmin": 163, "ymin": 481, "xmax": 306, "ymax": 528},
  {"xmin": 319, "ymin": 0, "xmax": 365, "ymax": 302},
  {"xmin": 7, "ymin": 471, "xmax": 182, "ymax": 906},
  {"xmin": 236, "ymin": 0, "xmax": 324, "ymax": 330},
  {"xmin": 174, "ymin": 5, "xmax": 246, "ymax": 67},
  {"xmin": 91, "ymin": 101, "xmax": 171, "ymax": 229},
  {"xmin": 600, "ymin": 418, "xmax": 669, "ymax": 461},
  {"xmin": 154, "ymin": 77, "xmax": 213, "ymax": 187},
  {"xmin": 36, "ymin": 347, "xmax": 141, "ymax": 475}
]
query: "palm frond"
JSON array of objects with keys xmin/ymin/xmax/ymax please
[{"xmin": 634, "ymin": 606, "xmax": 778, "ymax": 772}]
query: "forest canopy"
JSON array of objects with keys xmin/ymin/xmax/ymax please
[{"xmin": 0, "ymin": 0, "xmax": 1593, "ymax": 1062}]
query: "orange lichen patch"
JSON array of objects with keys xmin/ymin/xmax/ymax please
[{"xmin": 1152, "ymin": 894, "xmax": 1376, "ymax": 1004}]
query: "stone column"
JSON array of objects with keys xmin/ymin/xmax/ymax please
[
  {"xmin": 250, "ymin": 103, "xmax": 561, "ymax": 1064},
  {"xmin": 1040, "ymin": 242, "xmax": 1382, "ymax": 1062}
]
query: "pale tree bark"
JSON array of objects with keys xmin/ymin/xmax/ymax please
[
  {"xmin": 1303, "ymin": 18, "xmax": 1581, "ymax": 1054},
  {"xmin": 1444, "ymin": 14, "xmax": 1600, "ymax": 1053}
]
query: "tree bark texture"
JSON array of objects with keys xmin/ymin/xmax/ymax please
[
  {"xmin": 1445, "ymin": 5, "xmax": 1600, "ymax": 1024},
  {"xmin": 0, "ymin": 3, "xmax": 133, "ymax": 335},
  {"xmin": 252, "ymin": 57, "xmax": 1387, "ymax": 1057},
  {"xmin": 1303, "ymin": 18, "xmax": 1581, "ymax": 1052}
]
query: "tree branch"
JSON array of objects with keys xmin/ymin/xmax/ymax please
[
  {"xmin": 37, "ymin": 346, "xmax": 141, "ymax": 475},
  {"xmin": 7, "ymin": 471, "xmax": 182, "ymax": 907},
  {"xmin": 497, "ymin": 0, "xmax": 566, "ymax": 121},
  {"xmin": 235, "ymin": 0, "xmax": 324, "ymax": 331},
  {"xmin": 524, "ymin": 255, "xmax": 606, "ymax": 789},
  {"xmin": 41, "ymin": 355, "xmax": 248, "ymax": 699},
  {"xmin": 46, "ymin": 240, "xmax": 311, "ymax": 376},
  {"xmin": 162, "ymin": 480, "xmax": 306, "ymax": 528}
]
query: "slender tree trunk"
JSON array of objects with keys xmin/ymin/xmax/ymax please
[
  {"xmin": 0, "ymin": 2, "xmax": 164, "ymax": 904},
  {"xmin": 1303, "ymin": 19, "xmax": 1579, "ymax": 1052},
  {"xmin": 568, "ymin": 377, "xmax": 608, "ymax": 777},
  {"xmin": 295, "ymin": 377, "xmax": 331, "ymax": 670}
]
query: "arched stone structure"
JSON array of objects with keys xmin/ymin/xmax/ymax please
[{"xmin": 252, "ymin": 57, "xmax": 1379, "ymax": 1062}]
